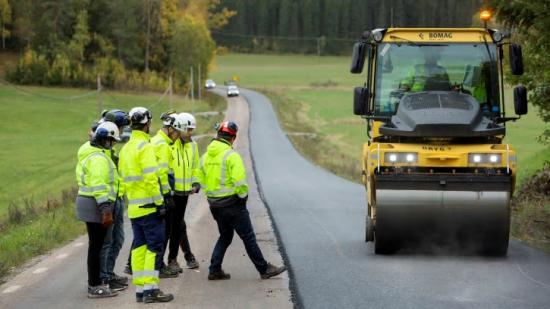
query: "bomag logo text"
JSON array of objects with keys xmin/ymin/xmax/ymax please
[
  {"xmin": 422, "ymin": 146, "xmax": 452, "ymax": 151},
  {"xmin": 429, "ymin": 32, "xmax": 453, "ymax": 39}
]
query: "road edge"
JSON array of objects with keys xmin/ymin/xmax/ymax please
[{"xmin": 241, "ymin": 89, "xmax": 303, "ymax": 309}]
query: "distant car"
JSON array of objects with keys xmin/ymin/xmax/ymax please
[
  {"xmin": 205, "ymin": 79, "xmax": 216, "ymax": 89},
  {"xmin": 227, "ymin": 85, "xmax": 239, "ymax": 97}
]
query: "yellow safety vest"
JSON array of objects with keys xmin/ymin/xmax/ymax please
[
  {"xmin": 172, "ymin": 139, "xmax": 200, "ymax": 194},
  {"xmin": 76, "ymin": 141, "xmax": 119, "ymax": 204},
  {"xmin": 198, "ymin": 139, "xmax": 248, "ymax": 198},
  {"xmin": 151, "ymin": 130, "xmax": 174, "ymax": 195},
  {"xmin": 118, "ymin": 130, "xmax": 163, "ymax": 219}
]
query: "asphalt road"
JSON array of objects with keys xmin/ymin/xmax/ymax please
[{"xmin": 243, "ymin": 88, "xmax": 550, "ymax": 309}]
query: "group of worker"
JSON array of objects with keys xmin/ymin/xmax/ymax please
[{"xmin": 75, "ymin": 107, "xmax": 286, "ymax": 303}]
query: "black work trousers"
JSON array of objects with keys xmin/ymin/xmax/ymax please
[
  {"xmin": 209, "ymin": 203, "xmax": 268, "ymax": 274},
  {"xmin": 164, "ymin": 194, "xmax": 193, "ymax": 262},
  {"xmin": 86, "ymin": 222, "xmax": 107, "ymax": 286}
]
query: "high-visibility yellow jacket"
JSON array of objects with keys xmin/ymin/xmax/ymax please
[
  {"xmin": 151, "ymin": 130, "xmax": 174, "ymax": 195},
  {"xmin": 172, "ymin": 138, "xmax": 200, "ymax": 195},
  {"xmin": 119, "ymin": 130, "xmax": 163, "ymax": 219},
  {"xmin": 76, "ymin": 141, "xmax": 119, "ymax": 204},
  {"xmin": 198, "ymin": 139, "xmax": 248, "ymax": 199},
  {"xmin": 401, "ymin": 64, "xmax": 450, "ymax": 92}
]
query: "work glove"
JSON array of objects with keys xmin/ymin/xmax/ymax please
[
  {"xmin": 157, "ymin": 205, "xmax": 167, "ymax": 219},
  {"xmin": 163, "ymin": 194, "xmax": 175, "ymax": 210},
  {"xmin": 191, "ymin": 183, "xmax": 201, "ymax": 194},
  {"xmin": 102, "ymin": 211, "xmax": 113, "ymax": 228}
]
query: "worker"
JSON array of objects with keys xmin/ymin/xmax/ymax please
[
  {"xmin": 118, "ymin": 107, "xmax": 174, "ymax": 303},
  {"xmin": 76, "ymin": 121, "xmax": 121, "ymax": 298},
  {"xmin": 401, "ymin": 48, "xmax": 451, "ymax": 92},
  {"xmin": 151, "ymin": 111, "xmax": 186, "ymax": 277},
  {"xmin": 97, "ymin": 110, "xmax": 130, "ymax": 291},
  {"xmin": 167, "ymin": 112, "xmax": 200, "ymax": 273},
  {"xmin": 199, "ymin": 121, "xmax": 286, "ymax": 280}
]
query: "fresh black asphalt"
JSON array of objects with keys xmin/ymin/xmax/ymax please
[{"xmin": 244, "ymin": 88, "xmax": 550, "ymax": 309}]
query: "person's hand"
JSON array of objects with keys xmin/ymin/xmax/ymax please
[
  {"xmin": 157, "ymin": 206, "xmax": 167, "ymax": 219},
  {"xmin": 163, "ymin": 194, "xmax": 175, "ymax": 210},
  {"xmin": 102, "ymin": 211, "xmax": 113, "ymax": 228}
]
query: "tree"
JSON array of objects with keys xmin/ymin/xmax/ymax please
[
  {"xmin": 0, "ymin": 0, "xmax": 11, "ymax": 49},
  {"xmin": 491, "ymin": 0, "xmax": 550, "ymax": 143},
  {"xmin": 169, "ymin": 14, "xmax": 215, "ymax": 92}
]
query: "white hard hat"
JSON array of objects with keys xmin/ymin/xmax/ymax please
[
  {"xmin": 169, "ymin": 113, "xmax": 190, "ymax": 132},
  {"xmin": 94, "ymin": 121, "xmax": 120, "ymax": 141},
  {"xmin": 178, "ymin": 113, "xmax": 196, "ymax": 129},
  {"xmin": 129, "ymin": 107, "xmax": 152, "ymax": 125}
]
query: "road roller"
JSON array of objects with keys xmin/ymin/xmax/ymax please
[{"xmin": 350, "ymin": 27, "xmax": 528, "ymax": 255}]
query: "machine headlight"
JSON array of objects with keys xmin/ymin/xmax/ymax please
[
  {"xmin": 468, "ymin": 153, "xmax": 501, "ymax": 164},
  {"xmin": 372, "ymin": 30, "xmax": 384, "ymax": 42},
  {"xmin": 384, "ymin": 152, "xmax": 418, "ymax": 163},
  {"xmin": 491, "ymin": 30, "xmax": 503, "ymax": 42}
]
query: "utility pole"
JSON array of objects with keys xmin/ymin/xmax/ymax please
[
  {"xmin": 169, "ymin": 75, "xmax": 173, "ymax": 110},
  {"xmin": 97, "ymin": 74, "xmax": 103, "ymax": 114},
  {"xmin": 190, "ymin": 66, "xmax": 195, "ymax": 113},
  {"xmin": 144, "ymin": 0, "xmax": 151, "ymax": 72},
  {"xmin": 198, "ymin": 64, "xmax": 201, "ymax": 101}
]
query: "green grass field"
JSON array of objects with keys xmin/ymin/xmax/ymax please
[
  {"xmin": 211, "ymin": 53, "xmax": 550, "ymax": 183},
  {"xmin": 0, "ymin": 85, "xmax": 223, "ymax": 218}
]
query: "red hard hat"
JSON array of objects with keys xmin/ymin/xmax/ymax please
[{"xmin": 216, "ymin": 121, "xmax": 238, "ymax": 136}]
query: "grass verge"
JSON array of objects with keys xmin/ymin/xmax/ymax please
[{"xmin": 511, "ymin": 165, "xmax": 550, "ymax": 253}]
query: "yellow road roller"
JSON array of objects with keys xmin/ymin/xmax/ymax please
[{"xmin": 350, "ymin": 27, "xmax": 528, "ymax": 255}]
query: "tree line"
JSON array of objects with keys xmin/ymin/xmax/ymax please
[
  {"xmin": 0, "ymin": 0, "xmax": 235, "ymax": 92},
  {"xmin": 213, "ymin": 0, "xmax": 483, "ymax": 54},
  {"xmin": 491, "ymin": 0, "xmax": 550, "ymax": 144}
]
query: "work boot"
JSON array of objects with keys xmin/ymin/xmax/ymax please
[
  {"xmin": 136, "ymin": 292, "xmax": 143, "ymax": 303},
  {"xmin": 108, "ymin": 279, "xmax": 128, "ymax": 292},
  {"xmin": 208, "ymin": 269, "xmax": 231, "ymax": 280},
  {"xmin": 160, "ymin": 265, "xmax": 179, "ymax": 278},
  {"xmin": 123, "ymin": 264, "xmax": 132, "ymax": 275},
  {"xmin": 186, "ymin": 256, "xmax": 199, "ymax": 269},
  {"xmin": 110, "ymin": 273, "xmax": 128, "ymax": 285},
  {"xmin": 260, "ymin": 263, "xmax": 287, "ymax": 279},
  {"xmin": 87, "ymin": 284, "xmax": 118, "ymax": 298},
  {"xmin": 168, "ymin": 260, "xmax": 183, "ymax": 273},
  {"xmin": 143, "ymin": 289, "xmax": 174, "ymax": 303}
]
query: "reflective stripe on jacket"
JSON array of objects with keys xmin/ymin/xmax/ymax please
[
  {"xmin": 198, "ymin": 139, "xmax": 248, "ymax": 199},
  {"xmin": 172, "ymin": 139, "xmax": 200, "ymax": 195},
  {"xmin": 119, "ymin": 130, "xmax": 163, "ymax": 219},
  {"xmin": 151, "ymin": 130, "xmax": 174, "ymax": 195},
  {"xmin": 75, "ymin": 141, "xmax": 119, "ymax": 204}
]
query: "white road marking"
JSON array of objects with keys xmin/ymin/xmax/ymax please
[
  {"xmin": 56, "ymin": 253, "xmax": 69, "ymax": 260},
  {"xmin": 2, "ymin": 285, "xmax": 22, "ymax": 294},
  {"xmin": 32, "ymin": 267, "xmax": 49, "ymax": 274},
  {"xmin": 73, "ymin": 242, "xmax": 84, "ymax": 247}
]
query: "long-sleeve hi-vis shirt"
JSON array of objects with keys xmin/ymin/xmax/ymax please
[
  {"xmin": 151, "ymin": 130, "xmax": 174, "ymax": 195},
  {"xmin": 198, "ymin": 139, "xmax": 248, "ymax": 199},
  {"xmin": 118, "ymin": 130, "xmax": 163, "ymax": 219},
  {"xmin": 171, "ymin": 138, "xmax": 200, "ymax": 195},
  {"xmin": 76, "ymin": 141, "xmax": 119, "ymax": 204}
]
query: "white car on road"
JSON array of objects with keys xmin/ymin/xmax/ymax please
[
  {"xmin": 205, "ymin": 79, "xmax": 216, "ymax": 89},
  {"xmin": 227, "ymin": 85, "xmax": 240, "ymax": 97}
]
